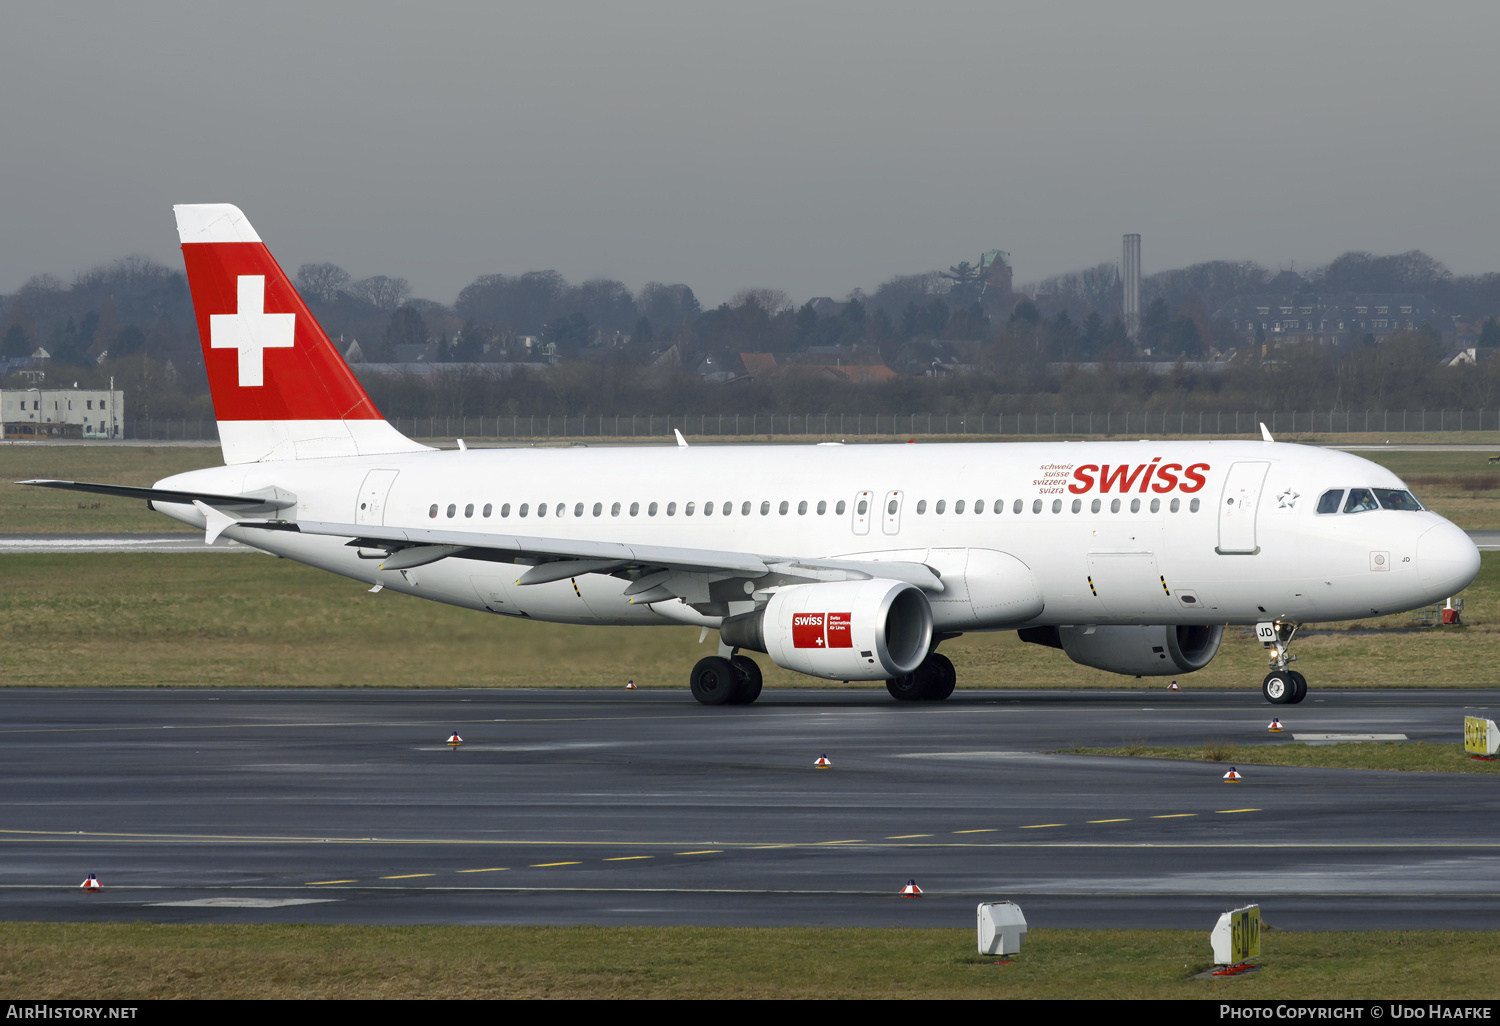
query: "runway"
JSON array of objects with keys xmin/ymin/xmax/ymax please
[{"xmin": 2, "ymin": 687, "xmax": 1497, "ymax": 931}]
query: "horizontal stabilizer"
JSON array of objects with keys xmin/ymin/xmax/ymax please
[{"xmin": 17, "ymin": 479, "xmax": 298, "ymax": 515}]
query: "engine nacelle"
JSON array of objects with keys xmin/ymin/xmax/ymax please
[
  {"xmin": 720, "ymin": 579, "xmax": 933, "ymax": 681},
  {"xmin": 1021, "ymin": 624, "xmax": 1224, "ymax": 677}
]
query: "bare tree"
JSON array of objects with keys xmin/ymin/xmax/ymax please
[
  {"xmin": 345, "ymin": 275, "xmax": 411, "ymax": 311},
  {"xmin": 296, "ymin": 263, "xmax": 351, "ymax": 303}
]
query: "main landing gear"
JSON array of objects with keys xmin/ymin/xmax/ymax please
[
  {"xmin": 1258, "ymin": 619, "xmax": 1307, "ymax": 705},
  {"xmin": 690, "ymin": 654, "xmax": 763, "ymax": 706},
  {"xmin": 886, "ymin": 651, "xmax": 957, "ymax": 702}
]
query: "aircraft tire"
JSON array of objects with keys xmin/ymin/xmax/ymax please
[
  {"xmin": 1288, "ymin": 671, "xmax": 1308, "ymax": 704},
  {"xmin": 924, "ymin": 653, "xmax": 957, "ymax": 701},
  {"xmin": 729, "ymin": 655, "xmax": 763, "ymax": 705},
  {"xmin": 691, "ymin": 656, "xmax": 738, "ymax": 706},
  {"xmin": 886, "ymin": 671, "xmax": 931, "ymax": 701},
  {"xmin": 1262, "ymin": 671, "xmax": 1295, "ymax": 705}
]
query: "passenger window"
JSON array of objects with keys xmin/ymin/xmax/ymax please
[
  {"xmin": 429, "ymin": 504, "xmax": 438, "ymax": 519},
  {"xmin": 667, "ymin": 502, "xmax": 677, "ymax": 516},
  {"xmin": 816, "ymin": 500, "xmax": 826, "ymax": 515},
  {"xmin": 1170, "ymin": 498, "xmax": 1180, "ymax": 513},
  {"xmin": 574, "ymin": 503, "xmax": 584, "ymax": 517},
  {"xmin": 1051, "ymin": 499, "xmax": 1062, "ymax": 513},
  {"xmin": 593, "ymin": 502, "xmax": 603, "ymax": 517},
  {"xmin": 465, "ymin": 503, "xmax": 474, "ymax": 518},
  {"xmin": 836, "ymin": 500, "xmax": 846, "ymax": 515},
  {"xmin": 1032, "ymin": 499, "xmax": 1042, "ymax": 514},
  {"xmin": 686, "ymin": 502, "xmax": 696, "ymax": 516},
  {"xmin": 1316, "ymin": 490, "xmax": 1344, "ymax": 514},
  {"xmin": 1344, "ymin": 489, "xmax": 1379, "ymax": 513},
  {"xmin": 630, "ymin": 502, "xmax": 639, "ymax": 516},
  {"xmin": 1071, "ymin": 499, "xmax": 1081, "ymax": 513},
  {"xmin": 648, "ymin": 502, "xmax": 658, "ymax": 516},
  {"xmin": 501, "ymin": 503, "xmax": 511, "ymax": 517},
  {"xmin": 702, "ymin": 501, "xmax": 713, "ymax": 516},
  {"xmin": 974, "ymin": 500, "xmax": 985, "ymax": 513},
  {"xmin": 779, "ymin": 500, "xmax": 789, "ymax": 515},
  {"xmin": 1013, "ymin": 499, "xmax": 1023, "ymax": 514},
  {"xmin": 854, "ymin": 499, "xmax": 865, "ymax": 515},
  {"xmin": 936, "ymin": 500, "xmax": 946, "ymax": 514},
  {"xmin": 1091, "ymin": 498, "xmax": 1101, "ymax": 513},
  {"xmin": 483, "ymin": 504, "xmax": 492, "ymax": 518},
  {"xmin": 722, "ymin": 501, "xmax": 731, "ymax": 515},
  {"xmin": 799, "ymin": 500, "xmax": 808, "ymax": 515},
  {"xmin": 1150, "ymin": 498, "xmax": 1160, "ymax": 513},
  {"xmin": 1129, "ymin": 498, "xmax": 1140, "ymax": 513},
  {"xmin": 537, "ymin": 503, "xmax": 547, "ymax": 517},
  {"xmin": 741, "ymin": 501, "xmax": 752, "ymax": 516},
  {"xmin": 916, "ymin": 500, "xmax": 927, "ymax": 514},
  {"xmin": 447, "ymin": 504, "xmax": 457, "ymax": 518},
  {"xmin": 955, "ymin": 500, "xmax": 966, "ymax": 514},
  {"xmin": 1190, "ymin": 498, "xmax": 1200, "ymax": 512},
  {"xmin": 761, "ymin": 501, "xmax": 771, "ymax": 515}
]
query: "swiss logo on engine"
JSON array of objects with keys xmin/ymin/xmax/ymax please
[{"xmin": 793, "ymin": 612, "xmax": 852, "ymax": 649}]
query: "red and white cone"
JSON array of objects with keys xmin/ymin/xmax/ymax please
[
  {"xmin": 1222, "ymin": 767, "xmax": 1242, "ymax": 782},
  {"xmin": 80, "ymin": 874, "xmax": 101, "ymax": 892},
  {"xmin": 625, "ymin": 680, "xmax": 637, "ymax": 690},
  {"xmin": 1168, "ymin": 680, "xmax": 1180, "ymax": 691},
  {"xmin": 446, "ymin": 733, "xmax": 463, "ymax": 747},
  {"xmin": 814, "ymin": 754, "xmax": 831, "ymax": 768},
  {"xmin": 900, "ymin": 879, "xmax": 922, "ymax": 896},
  {"xmin": 1268, "ymin": 719, "xmax": 1284, "ymax": 733}
]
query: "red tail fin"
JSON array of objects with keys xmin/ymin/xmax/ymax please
[{"xmin": 175, "ymin": 204, "xmax": 427, "ymax": 464}]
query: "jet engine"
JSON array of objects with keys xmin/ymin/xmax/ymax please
[
  {"xmin": 720, "ymin": 579, "xmax": 933, "ymax": 680},
  {"xmin": 1020, "ymin": 624, "xmax": 1223, "ymax": 676}
]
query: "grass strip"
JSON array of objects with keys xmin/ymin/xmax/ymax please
[
  {"xmin": 1062, "ymin": 741, "xmax": 1500, "ymax": 773},
  {"xmin": 0, "ymin": 923, "xmax": 1495, "ymax": 999}
]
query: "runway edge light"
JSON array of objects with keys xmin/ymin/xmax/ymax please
[
  {"xmin": 1223, "ymin": 767, "xmax": 1242, "ymax": 782},
  {"xmin": 814, "ymin": 754, "xmax": 831, "ymax": 767},
  {"xmin": 977, "ymin": 901, "xmax": 1027, "ymax": 956},
  {"xmin": 1268, "ymin": 719, "xmax": 1284, "ymax": 733},
  {"xmin": 447, "ymin": 733, "xmax": 463, "ymax": 748},
  {"xmin": 901, "ymin": 879, "xmax": 922, "ymax": 896},
  {"xmin": 80, "ymin": 874, "xmax": 101, "ymax": 892},
  {"xmin": 1168, "ymin": 680, "xmax": 1180, "ymax": 691}
]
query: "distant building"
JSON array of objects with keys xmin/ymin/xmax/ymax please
[
  {"xmin": 1, "ymin": 386, "xmax": 123, "ymax": 439},
  {"xmin": 1216, "ymin": 293, "xmax": 1444, "ymax": 345}
]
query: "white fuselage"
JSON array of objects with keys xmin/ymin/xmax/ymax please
[{"xmin": 151, "ymin": 439, "xmax": 1479, "ymax": 631}]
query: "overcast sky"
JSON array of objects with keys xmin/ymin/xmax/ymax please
[{"xmin": 2, "ymin": 1, "xmax": 1497, "ymax": 307}]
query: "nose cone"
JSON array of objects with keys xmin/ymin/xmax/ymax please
[{"xmin": 1417, "ymin": 521, "xmax": 1482, "ymax": 598}]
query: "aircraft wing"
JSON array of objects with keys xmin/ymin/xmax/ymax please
[{"xmin": 242, "ymin": 519, "xmax": 944, "ymax": 599}]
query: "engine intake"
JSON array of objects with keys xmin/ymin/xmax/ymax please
[{"xmin": 721, "ymin": 579, "xmax": 933, "ymax": 680}]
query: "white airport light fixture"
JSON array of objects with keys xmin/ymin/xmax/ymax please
[
  {"xmin": 977, "ymin": 901, "xmax": 1027, "ymax": 956},
  {"xmin": 1464, "ymin": 716, "xmax": 1499, "ymax": 759},
  {"xmin": 1210, "ymin": 904, "xmax": 1261, "ymax": 968}
]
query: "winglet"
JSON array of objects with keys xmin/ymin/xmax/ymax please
[
  {"xmin": 674, "ymin": 429, "xmax": 689, "ymax": 448},
  {"xmin": 1260, "ymin": 422, "xmax": 1274, "ymax": 443}
]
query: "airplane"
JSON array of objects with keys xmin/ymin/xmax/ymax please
[{"xmin": 20, "ymin": 204, "xmax": 1482, "ymax": 706}]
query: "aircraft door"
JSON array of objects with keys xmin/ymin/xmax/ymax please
[
  {"xmin": 1217, "ymin": 461, "xmax": 1270, "ymax": 554},
  {"xmin": 355, "ymin": 469, "xmax": 400, "ymax": 526},
  {"xmin": 881, "ymin": 490, "xmax": 904, "ymax": 535},
  {"xmin": 851, "ymin": 490, "xmax": 873, "ymax": 535}
]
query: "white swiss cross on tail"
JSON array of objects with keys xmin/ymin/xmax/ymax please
[{"xmin": 210, "ymin": 275, "xmax": 295, "ymax": 387}]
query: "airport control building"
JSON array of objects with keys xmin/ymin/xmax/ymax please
[{"xmin": 1, "ymin": 387, "xmax": 124, "ymax": 440}]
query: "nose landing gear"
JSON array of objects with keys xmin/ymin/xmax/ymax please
[{"xmin": 1258, "ymin": 619, "xmax": 1307, "ymax": 704}]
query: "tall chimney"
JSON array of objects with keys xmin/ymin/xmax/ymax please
[{"xmin": 1122, "ymin": 234, "xmax": 1141, "ymax": 340}]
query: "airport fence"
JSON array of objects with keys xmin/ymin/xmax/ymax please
[{"xmin": 120, "ymin": 409, "xmax": 1500, "ymax": 442}]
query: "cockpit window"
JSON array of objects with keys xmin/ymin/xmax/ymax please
[
  {"xmin": 1343, "ymin": 488, "xmax": 1379, "ymax": 513},
  {"xmin": 1374, "ymin": 488, "xmax": 1423, "ymax": 511},
  {"xmin": 1316, "ymin": 489, "xmax": 1344, "ymax": 514}
]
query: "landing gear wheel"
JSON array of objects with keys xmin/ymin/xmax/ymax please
[
  {"xmin": 691, "ymin": 656, "xmax": 737, "ymax": 706},
  {"xmin": 886, "ymin": 670, "xmax": 930, "ymax": 701},
  {"xmin": 1262, "ymin": 670, "xmax": 1295, "ymax": 705},
  {"xmin": 729, "ymin": 655, "xmax": 763, "ymax": 705},
  {"xmin": 923, "ymin": 653, "xmax": 956, "ymax": 701},
  {"xmin": 1288, "ymin": 670, "xmax": 1307, "ymax": 705}
]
